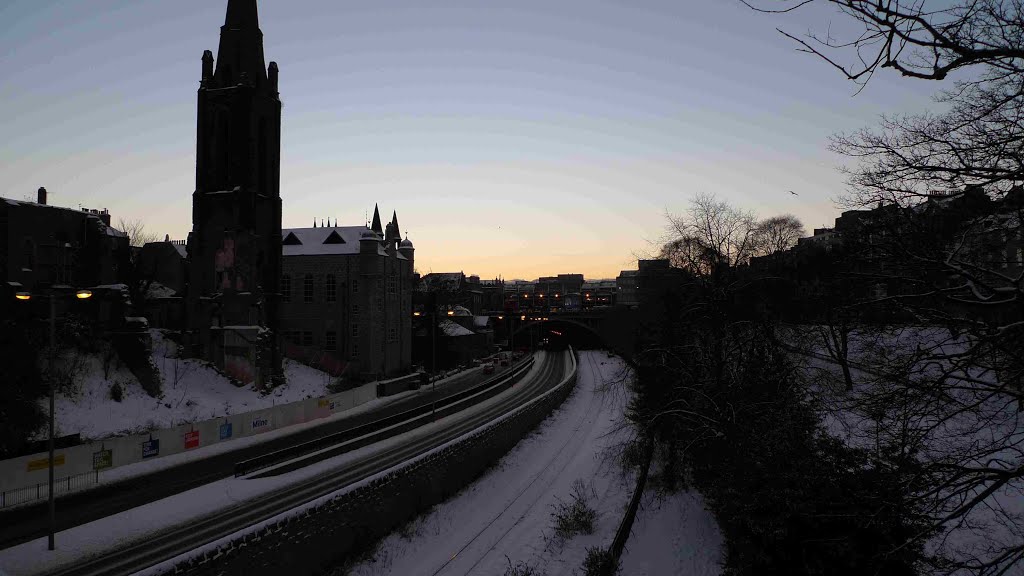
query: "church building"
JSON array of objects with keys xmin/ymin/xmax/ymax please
[
  {"xmin": 279, "ymin": 205, "xmax": 415, "ymax": 381},
  {"xmin": 185, "ymin": 0, "xmax": 283, "ymax": 386}
]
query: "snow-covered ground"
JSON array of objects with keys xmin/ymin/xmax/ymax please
[
  {"xmin": 784, "ymin": 325, "xmax": 1024, "ymax": 575},
  {"xmin": 43, "ymin": 330, "xmax": 334, "ymax": 441},
  {"xmin": 618, "ymin": 489, "xmax": 722, "ymax": 576},
  {"xmin": 0, "ymin": 355, "xmax": 551, "ymax": 576},
  {"xmin": 346, "ymin": 351, "xmax": 641, "ymax": 576}
]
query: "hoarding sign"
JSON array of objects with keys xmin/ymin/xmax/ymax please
[
  {"xmin": 219, "ymin": 422, "xmax": 233, "ymax": 440},
  {"xmin": 142, "ymin": 439, "xmax": 160, "ymax": 459},
  {"xmin": 92, "ymin": 449, "xmax": 113, "ymax": 470},
  {"xmin": 27, "ymin": 454, "xmax": 65, "ymax": 472},
  {"xmin": 184, "ymin": 430, "xmax": 200, "ymax": 450}
]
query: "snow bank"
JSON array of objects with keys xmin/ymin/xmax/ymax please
[
  {"xmin": 619, "ymin": 490, "xmax": 723, "ymax": 576},
  {"xmin": 347, "ymin": 352, "xmax": 642, "ymax": 576}
]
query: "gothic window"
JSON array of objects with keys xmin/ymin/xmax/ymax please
[
  {"xmin": 388, "ymin": 327, "xmax": 396, "ymax": 342},
  {"xmin": 326, "ymin": 274, "xmax": 336, "ymax": 302},
  {"xmin": 351, "ymin": 324, "xmax": 359, "ymax": 337},
  {"xmin": 388, "ymin": 270, "xmax": 396, "ymax": 295},
  {"xmin": 352, "ymin": 279, "xmax": 359, "ymax": 293},
  {"xmin": 304, "ymin": 274, "xmax": 314, "ymax": 303},
  {"xmin": 351, "ymin": 342, "xmax": 360, "ymax": 359},
  {"xmin": 259, "ymin": 117, "xmax": 268, "ymax": 195},
  {"xmin": 353, "ymin": 304, "xmax": 360, "ymax": 318},
  {"xmin": 281, "ymin": 275, "xmax": 291, "ymax": 302},
  {"xmin": 302, "ymin": 331, "xmax": 313, "ymax": 347},
  {"xmin": 325, "ymin": 331, "xmax": 337, "ymax": 351}
]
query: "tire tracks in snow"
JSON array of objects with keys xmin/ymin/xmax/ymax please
[{"xmin": 429, "ymin": 351, "xmax": 611, "ymax": 576}]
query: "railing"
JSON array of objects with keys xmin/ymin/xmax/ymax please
[{"xmin": 1, "ymin": 470, "xmax": 99, "ymax": 509}]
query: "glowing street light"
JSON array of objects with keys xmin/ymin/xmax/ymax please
[
  {"xmin": 15, "ymin": 292, "xmax": 31, "ymax": 300},
  {"xmin": 75, "ymin": 290, "xmax": 92, "ymax": 300}
]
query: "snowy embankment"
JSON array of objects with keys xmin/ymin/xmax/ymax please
[
  {"xmin": 783, "ymin": 325, "xmax": 1024, "ymax": 574},
  {"xmin": 42, "ymin": 330, "xmax": 332, "ymax": 441},
  {"xmin": 0, "ymin": 357, "xmax": 550, "ymax": 576},
  {"xmin": 346, "ymin": 351, "xmax": 722, "ymax": 576},
  {"xmin": 618, "ymin": 490, "xmax": 722, "ymax": 576}
]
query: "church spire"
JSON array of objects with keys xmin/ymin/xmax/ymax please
[
  {"xmin": 213, "ymin": 0, "xmax": 269, "ymax": 89},
  {"xmin": 371, "ymin": 204, "xmax": 383, "ymax": 235}
]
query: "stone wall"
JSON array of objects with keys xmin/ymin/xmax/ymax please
[{"xmin": 166, "ymin": 352, "xmax": 579, "ymax": 576}]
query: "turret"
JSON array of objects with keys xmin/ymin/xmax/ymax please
[{"xmin": 399, "ymin": 236, "xmax": 415, "ymax": 269}]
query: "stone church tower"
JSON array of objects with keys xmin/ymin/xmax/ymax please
[{"xmin": 186, "ymin": 0, "xmax": 282, "ymax": 386}]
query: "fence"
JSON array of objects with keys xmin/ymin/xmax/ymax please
[{"xmin": 1, "ymin": 470, "xmax": 98, "ymax": 509}]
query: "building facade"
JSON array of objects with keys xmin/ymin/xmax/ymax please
[
  {"xmin": 279, "ymin": 207, "xmax": 414, "ymax": 381},
  {"xmin": 185, "ymin": 0, "xmax": 283, "ymax": 386}
]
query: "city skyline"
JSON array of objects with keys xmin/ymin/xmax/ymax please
[{"xmin": 1, "ymin": 1, "xmax": 949, "ymax": 278}]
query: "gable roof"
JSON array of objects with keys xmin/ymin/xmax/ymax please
[{"xmin": 282, "ymin": 226, "xmax": 399, "ymax": 257}]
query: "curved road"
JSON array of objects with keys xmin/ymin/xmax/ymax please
[
  {"xmin": 9, "ymin": 351, "xmax": 569, "ymax": 576},
  {"xmin": 0, "ymin": 360, "xmax": 526, "ymax": 549}
]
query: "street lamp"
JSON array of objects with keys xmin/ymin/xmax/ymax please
[{"xmin": 15, "ymin": 287, "xmax": 92, "ymax": 551}]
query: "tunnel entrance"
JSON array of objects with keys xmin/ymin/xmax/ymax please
[{"xmin": 511, "ymin": 319, "xmax": 604, "ymax": 351}]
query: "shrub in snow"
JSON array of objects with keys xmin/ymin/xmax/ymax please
[
  {"xmin": 581, "ymin": 546, "xmax": 617, "ymax": 576},
  {"xmin": 551, "ymin": 479, "xmax": 598, "ymax": 541},
  {"xmin": 503, "ymin": 556, "xmax": 543, "ymax": 576},
  {"xmin": 109, "ymin": 381, "xmax": 124, "ymax": 403}
]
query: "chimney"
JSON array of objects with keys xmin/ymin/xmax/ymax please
[{"xmin": 37, "ymin": 187, "xmax": 47, "ymax": 205}]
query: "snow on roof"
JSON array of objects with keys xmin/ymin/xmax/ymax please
[
  {"xmin": 439, "ymin": 319, "xmax": 475, "ymax": 337},
  {"xmin": 172, "ymin": 243, "xmax": 187, "ymax": 258},
  {"xmin": 450, "ymin": 305, "xmax": 472, "ymax": 317},
  {"xmin": 283, "ymin": 226, "xmax": 376, "ymax": 256},
  {"xmin": 473, "ymin": 316, "xmax": 491, "ymax": 328},
  {"xmin": 421, "ymin": 272, "xmax": 463, "ymax": 292}
]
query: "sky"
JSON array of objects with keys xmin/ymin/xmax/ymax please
[{"xmin": 0, "ymin": 1, "xmax": 952, "ymax": 279}]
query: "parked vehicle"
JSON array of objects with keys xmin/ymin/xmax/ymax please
[{"xmin": 482, "ymin": 362, "xmax": 495, "ymax": 374}]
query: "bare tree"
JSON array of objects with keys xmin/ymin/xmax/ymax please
[
  {"xmin": 743, "ymin": 0, "xmax": 1024, "ymax": 86},
  {"xmin": 117, "ymin": 217, "xmax": 159, "ymax": 249},
  {"xmin": 753, "ymin": 214, "xmax": 805, "ymax": 257},
  {"xmin": 661, "ymin": 193, "xmax": 759, "ymax": 277}
]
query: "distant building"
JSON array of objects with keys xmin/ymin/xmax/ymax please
[
  {"xmin": 1, "ymin": 188, "xmax": 129, "ymax": 295},
  {"xmin": 1, "ymin": 187, "xmax": 131, "ymax": 329},
  {"xmin": 615, "ymin": 271, "xmax": 639, "ymax": 307},
  {"xmin": 279, "ymin": 206, "xmax": 414, "ymax": 381},
  {"xmin": 417, "ymin": 272, "xmax": 484, "ymax": 314}
]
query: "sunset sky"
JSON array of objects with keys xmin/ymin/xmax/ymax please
[{"xmin": 1, "ymin": 1, "xmax": 949, "ymax": 279}]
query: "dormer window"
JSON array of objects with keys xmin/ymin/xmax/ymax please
[
  {"xmin": 323, "ymin": 230, "xmax": 345, "ymax": 245},
  {"xmin": 283, "ymin": 232, "xmax": 302, "ymax": 245}
]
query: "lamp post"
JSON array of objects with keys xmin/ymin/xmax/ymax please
[{"xmin": 16, "ymin": 288, "xmax": 92, "ymax": 551}]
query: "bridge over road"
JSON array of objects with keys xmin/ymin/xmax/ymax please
[{"xmin": 489, "ymin": 307, "xmax": 638, "ymax": 358}]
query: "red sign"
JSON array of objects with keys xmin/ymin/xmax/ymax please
[{"xmin": 184, "ymin": 430, "xmax": 200, "ymax": 450}]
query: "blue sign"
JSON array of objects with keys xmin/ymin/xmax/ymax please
[
  {"xmin": 142, "ymin": 439, "xmax": 160, "ymax": 459},
  {"xmin": 219, "ymin": 422, "xmax": 233, "ymax": 440}
]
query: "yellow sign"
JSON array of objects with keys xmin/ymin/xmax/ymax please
[{"xmin": 27, "ymin": 454, "xmax": 66, "ymax": 472}]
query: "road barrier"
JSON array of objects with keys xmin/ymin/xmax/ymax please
[{"xmin": 0, "ymin": 470, "xmax": 99, "ymax": 509}]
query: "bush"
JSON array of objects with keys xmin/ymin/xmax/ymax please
[
  {"xmin": 551, "ymin": 479, "xmax": 597, "ymax": 541},
  {"xmin": 581, "ymin": 546, "xmax": 618, "ymax": 576},
  {"xmin": 503, "ymin": 556, "xmax": 542, "ymax": 576},
  {"xmin": 109, "ymin": 381, "xmax": 124, "ymax": 402}
]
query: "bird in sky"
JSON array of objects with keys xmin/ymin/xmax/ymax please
[{"xmin": 788, "ymin": 190, "xmax": 799, "ymax": 196}]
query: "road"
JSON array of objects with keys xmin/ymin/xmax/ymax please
[
  {"xmin": 0, "ymin": 360, "xmax": 525, "ymax": 550},
  {"xmin": 0, "ymin": 351, "xmax": 570, "ymax": 576}
]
